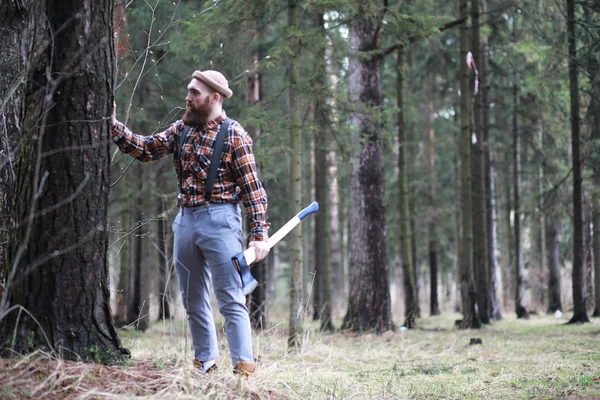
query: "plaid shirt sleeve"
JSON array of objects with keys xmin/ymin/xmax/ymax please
[
  {"xmin": 112, "ymin": 121, "xmax": 180, "ymax": 162},
  {"xmin": 231, "ymin": 128, "xmax": 269, "ymax": 242}
]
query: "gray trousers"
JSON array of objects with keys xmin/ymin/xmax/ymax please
[{"xmin": 172, "ymin": 203, "xmax": 253, "ymax": 365}]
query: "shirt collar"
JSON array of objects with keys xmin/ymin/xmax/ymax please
[{"xmin": 202, "ymin": 111, "xmax": 226, "ymax": 131}]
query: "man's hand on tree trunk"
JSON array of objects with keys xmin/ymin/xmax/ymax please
[{"xmin": 112, "ymin": 101, "xmax": 117, "ymax": 127}]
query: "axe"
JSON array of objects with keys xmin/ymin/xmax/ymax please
[{"xmin": 232, "ymin": 201, "xmax": 319, "ymax": 295}]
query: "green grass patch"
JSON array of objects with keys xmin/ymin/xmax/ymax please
[{"xmin": 1, "ymin": 313, "xmax": 598, "ymax": 399}]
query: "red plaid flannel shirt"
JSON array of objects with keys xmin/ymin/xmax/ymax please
[{"xmin": 112, "ymin": 112, "xmax": 269, "ymax": 241}]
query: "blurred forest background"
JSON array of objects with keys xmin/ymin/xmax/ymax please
[
  {"xmin": 1, "ymin": 0, "xmax": 600, "ymax": 362},
  {"xmin": 106, "ymin": 0, "xmax": 600, "ymax": 335}
]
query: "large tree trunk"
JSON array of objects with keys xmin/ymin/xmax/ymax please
[
  {"xmin": 397, "ymin": 49, "xmax": 418, "ymax": 328},
  {"xmin": 342, "ymin": 2, "xmax": 392, "ymax": 332},
  {"xmin": 458, "ymin": 0, "xmax": 481, "ymax": 329},
  {"xmin": 0, "ymin": 0, "xmax": 128, "ymax": 363},
  {"xmin": 0, "ymin": 1, "xmax": 29, "ymax": 287},
  {"xmin": 512, "ymin": 16, "xmax": 529, "ymax": 318},
  {"xmin": 287, "ymin": 0, "xmax": 304, "ymax": 347},
  {"xmin": 471, "ymin": 0, "xmax": 490, "ymax": 324},
  {"xmin": 567, "ymin": 0, "xmax": 590, "ymax": 324},
  {"xmin": 425, "ymin": 97, "xmax": 440, "ymax": 317}
]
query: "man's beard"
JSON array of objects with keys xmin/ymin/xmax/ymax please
[{"xmin": 182, "ymin": 106, "xmax": 208, "ymax": 127}]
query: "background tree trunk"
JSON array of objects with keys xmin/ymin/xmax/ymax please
[
  {"xmin": 313, "ymin": 11, "xmax": 334, "ymax": 331},
  {"xmin": 342, "ymin": 1, "xmax": 392, "ymax": 332},
  {"xmin": 512, "ymin": 15, "xmax": 529, "ymax": 318},
  {"xmin": 287, "ymin": 0, "xmax": 304, "ymax": 347},
  {"xmin": 397, "ymin": 49, "xmax": 418, "ymax": 327},
  {"xmin": 530, "ymin": 111, "xmax": 546, "ymax": 310},
  {"xmin": 425, "ymin": 97, "xmax": 439, "ymax": 317},
  {"xmin": 591, "ymin": 84, "xmax": 600, "ymax": 317},
  {"xmin": 480, "ymin": 6, "xmax": 502, "ymax": 319},
  {"xmin": 329, "ymin": 151, "xmax": 343, "ymax": 307},
  {"xmin": 0, "ymin": 0, "xmax": 128, "ymax": 363},
  {"xmin": 156, "ymin": 195, "xmax": 172, "ymax": 321},
  {"xmin": 245, "ymin": 23, "xmax": 270, "ymax": 328},
  {"xmin": 471, "ymin": 0, "xmax": 490, "ymax": 324},
  {"xmin": 128, "ymin": 167, "xmax": 149, "ymax": 331},
  {"xmin": 546, "ymin": 216, "xmax": 562, "ymax": 313},
  {"xmin": 567, "ymin": 0, "xmax": 589, "ymax": 324},
  {"xmin": 459, "ymin": 0, "xmax": 481, "ymax": 329}
]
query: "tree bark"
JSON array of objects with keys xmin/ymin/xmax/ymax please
[
  {"xmin": 245, "ymin": 21, "xmax": 270, "ymax": 328},
  {"xmin": 526, "ymin": 105, "xmax": 545, "ymax": 311},
  {"xmin": 342, "ymin": 1, "xmax": 392, "ymax": 332},
  {"xmin": 312, "ymin": 12, "xmax": 334, "ymax": 331},
  {"xmin": 0, "ymin": 0, "xmax": 29, "ymax": 287},
  {"xmin": 327, "ymin": 44, "xmax": 343, "ymax": 303},
  {"xmin": 480, "ymin": 9, "xmax": 502, "ymax": 319},
  {"xmin": 546, "ymin": 216, "xmax": 562, "ymax": 313},
  {"xmin": 591, "ymin": 130, "xmax": 600, "ymax": 314},
  {"xmin": 115, "ymin": 175, "xmax": 131, "ymax": 326},
  {"xmin": 425, "ymin": 98, "xmax": 439, "ymax": 317},
  {"xmin": 459, "ymin": 0, "xmax": 481, "ymax": 329},
  {"xmin": 304, "ymin": 135, "xmax": 315, "ymax": 318},
  {"xmin": 287, "ymin": 0, "xmax": 304, "ymax": 347},
  {"xmin": 129, "ymin": 167, "xmax": 149, "ymax": 331},
  {"xmin": 471, "ymin": 0, "xmax": 490, "ymax": 324},
  {"xmin": 156, "ymin": 196, "xmax": 172, "ymax": 321},
  {"xmin": 397, "ymin": 49, "xmax": 418, "ymax": 328},
  {"xmin": 0, "ymin": 0, "xmax": 129, "ymax": 363},
  {"xmin": 512, "ymin": 15, "xmax": 529, "ymax": 319},
  {"xmin": 503, "ymin": 150, "xmax": 513, "ymax": 310},
  {"xmin": 583, "ymin": 3, "xmax": 600, "ymax": 317},
  {"xmin": 329, "ymin": 151, "xmax": 343, "ymax": 303},
  {"xmin": 567, "ymin": 0, "xmax": 590, "ymax": 323}
]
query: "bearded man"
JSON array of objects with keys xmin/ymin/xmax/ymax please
[{"xmin": 111, "ymin": 70, "xmax": 269, "ymax": 376}]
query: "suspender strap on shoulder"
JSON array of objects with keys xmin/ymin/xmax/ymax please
[{"xmin": 205, "ymin": 118, "xmax": 232, "ymax": 204}]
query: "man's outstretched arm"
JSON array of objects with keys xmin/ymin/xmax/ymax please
[{"xmin": 112, "ymin": 102, "xmax": 179, "ymax": 162}]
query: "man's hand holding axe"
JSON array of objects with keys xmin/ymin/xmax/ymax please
[{"xmin": 232, "ymin": 201, "xmax": 319, "ymax": 295}]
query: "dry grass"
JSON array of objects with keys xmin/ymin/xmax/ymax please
[{"xmin": 1, "ymin": 313, "xmax": 600, "ymax": 399}]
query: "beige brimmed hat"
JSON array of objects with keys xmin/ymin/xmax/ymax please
[{"xmin": 192, "ymin": 70, "xmax": 233, "ymax": 98}]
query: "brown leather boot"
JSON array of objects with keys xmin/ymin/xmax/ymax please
[
  {"xmin": 193, "ymin": 359, "xmax": 218, "ymax": 374},
  {"xmin": 233, "ymin": 361, "xmax": 256, "ymax": 377}
]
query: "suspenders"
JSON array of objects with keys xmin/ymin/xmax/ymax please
[{"xmin": 178, "ymin": 118, "xmax": 233, "ymax": 205}]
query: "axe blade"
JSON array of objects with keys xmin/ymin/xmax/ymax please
[{"xmin": 232, "ymin": 249, "xmax": 259, "ymax": 296}]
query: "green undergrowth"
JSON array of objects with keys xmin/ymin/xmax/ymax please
[{"xmin": 117, "ymin": 313, "xmax": 600, "ymax": 399}]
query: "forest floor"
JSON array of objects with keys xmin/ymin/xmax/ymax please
[{"xmin": 1, "ymin": 313, "xmax": 599, "ymax": 399}]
